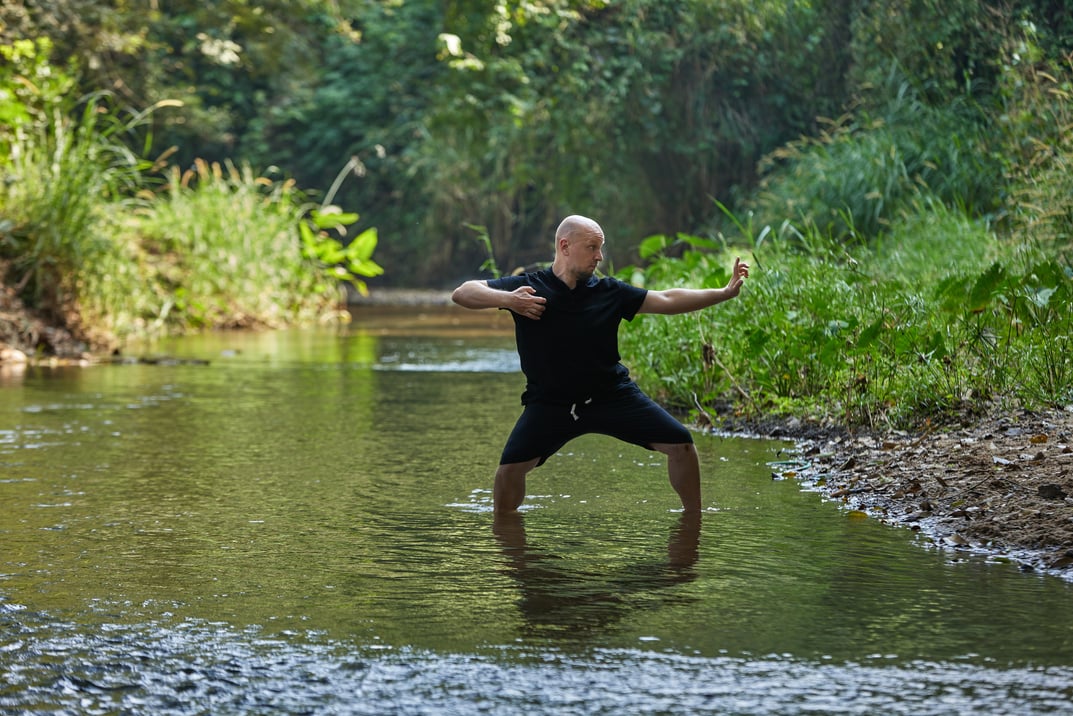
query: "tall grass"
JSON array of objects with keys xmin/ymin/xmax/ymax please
[
  {"xmin": 1, "ymin": 41, "xmax": 378, "ymax": 347},
  {"xmin": 627, "ymin": 55, "xmax": 1073, "ymax": 431},
  {"xmin": 132, "ymin": 159, "xmax": 345, "ymax": 333},
  {"xmin": 749, "ymin": 69, "xmax": 1003, "ymax": 242},
  {"xmin": 0, "ymin": 91, "xmax": 147, "ymax": 333},
  {"xmin": 0, "ymin": 101, "xmax": 362, "ymax": 344},
  {"xmin": 620, "ymin": 200, "xmax": 1073, "ymax": 430}
]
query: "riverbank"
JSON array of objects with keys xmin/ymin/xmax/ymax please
[
  {"xmin": 3, "ymin": 286, "xmax": 1071, "ymax": 580},
  {"xmin": 730, "ymin": 408, "xmax": 1073, "ymax": 581},
  {"xmin": 0, "ymin": 282, "xmax": 91, "ymax": 365}
]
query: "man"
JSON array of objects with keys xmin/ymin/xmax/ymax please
[{"xmin": 451, "ymin": 215, "xmax": 748, "ymax": 514}]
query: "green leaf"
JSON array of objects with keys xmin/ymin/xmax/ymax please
[
  {"xmin": 968, "ymin": 262, "xmax": 1006, "ymax": 312},
  {"xmin": 347, "ymin": 227, "xmax": 378, "ymax": 261},
  {"xmin": 348, "ymin": 258, "xmax": 384, "ymax": 278},
  {"xmin": 299, "ymin": 220, "xmax": 317, "ymax": 247},
  {"xmin": 311, "ymin": 207, "xmax": 359, "ymax": 230},
  {"xmin": 855, "ymin": 316, "xmax": 885, "ymax": 350},
  {"xmin": 1026, "ymin": 286, "xmax": 1057, "ymax": 310},
  {"xmin": 639, "ymin": 234, "xmax": 670, "ymax": 259}
]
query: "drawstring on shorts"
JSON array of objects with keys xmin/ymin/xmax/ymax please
[{"xmin": 569, "ymin": 398, "xmax": 593, "ymax": 421}]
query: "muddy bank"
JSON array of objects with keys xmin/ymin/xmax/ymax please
[
  {"xmin": 741, "ymin": 408, "xmax": 1073, "ymax": 581},
  {"xmin": 0, "ymin": 283, "xmax": 91, "ymax": 365}
]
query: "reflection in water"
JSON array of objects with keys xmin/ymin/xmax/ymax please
[
  {"xmin": 493, "ymin": 513, "xmax": 700, "ymax": 639},
  {"xmin": 3, "ymin": 320, "xmax": 1073, "ymax": 715}
]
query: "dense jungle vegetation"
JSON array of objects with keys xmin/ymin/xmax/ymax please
[{"xmin": 1, "ymin": 0, "xmax": 1071, "ymax": 427}]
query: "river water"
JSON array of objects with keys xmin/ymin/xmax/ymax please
[{"xmin": 2, "ymin": 306, "xmax": 1072, "ymax": 715}]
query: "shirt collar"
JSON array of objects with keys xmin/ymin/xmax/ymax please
[{"xmin": 544, "ymin": 269, "xmax": 597, "ymax": 293}]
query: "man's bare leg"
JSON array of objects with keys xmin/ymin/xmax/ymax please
[
  {"xmin": 652, "ymin": 442, "xmax": 701, "ymax": 513},
  {"xmin": 494, "ymin": 458, "xmax": 539, "ymax": 514}
]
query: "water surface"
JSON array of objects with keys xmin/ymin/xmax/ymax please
[{"xmin": 2, "ymin": 306, "xmax": 1072, "ymax": 714}]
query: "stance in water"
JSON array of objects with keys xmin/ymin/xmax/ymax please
[{"xmin": 451, "ymin": 215, "xmax": 748, "ymax": 514}]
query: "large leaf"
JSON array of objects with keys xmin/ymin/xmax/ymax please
[
  {"xmin": 967, "ymin": 262, "xmax": 1007, "ymax": 312},
  {"xmin": 311, "ymin": 207, "xmax": 359, "ymax": 230},
  {"xmin": 639, "ymin": 234, "xmax": 671, "ymax": 259},
  {"xmin": 347, "ymin": 227, "xmax": 379, "ymax": 261}
]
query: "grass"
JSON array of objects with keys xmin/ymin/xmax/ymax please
[
  {"xmin": 1, "ymin": 85, "xmax": 376, "ymax": 348},
  {"xmin": 132, "ymin": 160, "xmax": 340, "ymax": 333},
  {"xmin": 619, "ymin": 199, "xmax": 1073, "ymax": 430},
  {"xmin": 621, "ymin": 56, "xmax": 1073, "ymax": 431},
  {"xmin": 0, "ymin": 92, "xmax": 145, "ymax": 330}
]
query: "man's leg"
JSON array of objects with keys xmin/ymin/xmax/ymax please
[
  {"xmin": 652, "ymin": 442, "xmax": 701, "ymax": 513},
  {"xmin": 494, "ymin": 458, "xmax": 540, "ymax": 514}
]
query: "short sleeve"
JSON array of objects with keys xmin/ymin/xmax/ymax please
[
  {"xmin": 619, "ymin": 281, "xmax": 648, "ymax": 321},
  {"xmin": 486, "ymin": 275, "xmax": 527, "ymax": 293}
]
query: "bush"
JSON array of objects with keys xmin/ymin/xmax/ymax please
[
  {"xmin": 0, "ymin": 40, "xmax": 377, "ymax": 348},
  {"xmin": 0, "ymin": 88, "xmax": 147, "ymax": 334},
  {"xmin": 749, "ymin": 72, "xmax": 1003, "ymax": 241},
  {"xmin": 620, "ymin": 201, "xmax": 1072, "ymax": 430},
  {"xmin": 132, "ymin": 159, "xmax": 378, "ymax": 334}
]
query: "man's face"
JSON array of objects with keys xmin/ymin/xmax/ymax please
[{"xmin": 567, "ymin": 228, "xmax": 605, "ymax": 281}]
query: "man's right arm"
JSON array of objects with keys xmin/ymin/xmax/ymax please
[{"xmin": 451, "ymin": 280, "xmax": 547, "ymax": 320}]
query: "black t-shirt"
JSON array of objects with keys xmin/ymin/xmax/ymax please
[{"xmin": 487, "ymin": 270, "xmax": 648, "ymax": 404}]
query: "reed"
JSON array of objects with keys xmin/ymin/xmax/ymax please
[
  {"xmin": 750, "ymin": 72, "xmax": 1002, "ymax": 243},
  {"xmin": 1, "ymin": 91, "xmax": 146, "ymax": 329},
  {"xmin": 133, "ymin": 159, "xmax": 347, "ymax": 333}
]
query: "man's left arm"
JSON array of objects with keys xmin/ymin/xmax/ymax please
[{"xmin": 637, "ymin": 257, "xmax": 749, "ymax": 315}]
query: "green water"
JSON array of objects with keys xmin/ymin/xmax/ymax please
[{"xmin": 2, "ymin": 306, "xmax": 1072, "ymax": 714}]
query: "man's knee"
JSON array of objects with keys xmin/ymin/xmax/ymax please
[
  {"xmin": 651, "ymin": 442, "xmax": 697, "ymax": 460},
  {"xmin": 496, "ymin": 459, "xmax": 539, "ymax": 479}
]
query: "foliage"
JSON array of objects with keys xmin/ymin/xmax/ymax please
[
  {"xmin": 0, "ymin": 38, "xmax": 376, "ymax": 346},
  {"xmin": 749, "ymin": 72, "xmax": 1003, "ymax": 241},
  {"xmin": 0, "ymin": 0, "xmax": 357, "ymax": 170},
  {"xmin": 417, "ymin": 0, "xmax": 848, "ymax": 281},
  {"xmin": 4, "ymin": 0, "xmax": 1073, "ymax": 439},
  {"xmin": 0, "ymin": 83, "xmax": 148, "ymax": 327},
  {"xmin": 620, "ymin": 203, "xmax": 1073, "ymax": 429},
  {"xmin": 11, "ymin": 0, "xmax": 1072, "ymax": 287},
  {"xmin": 133, "ymin": 159, "xmax": 373, "ymax": 334},
  {"xmin": 993, "ymin": 20, "xmax": 1073, "ymax": 253},
  {"xmin": 847, "ymin": 0, "xmax": 1004, "ymax": 105},
  {"xmin": 299, "ymin": 208, "xmax": 384, "ymax": 298},
  {"xmin": 0, "ymin": 38, "xmax": 77, "ymax": 139},
  {"xmin": 240, "ymin": 1, "xmax": 444, "ymax": 275}
]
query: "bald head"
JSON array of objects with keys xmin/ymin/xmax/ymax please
[{"xmin": 555, "ymin": 215, "xmax": 603, "ymax": 250}]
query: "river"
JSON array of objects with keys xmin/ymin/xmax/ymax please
[{"xmin": 1, "ymin": 306, "xmax": 1072, "ymax": 714}]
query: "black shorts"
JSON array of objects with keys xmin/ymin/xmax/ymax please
[{"xmin": 499, "ymin": 382, "xmax": 694, "ymax": 466}]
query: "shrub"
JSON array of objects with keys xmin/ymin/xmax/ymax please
[{"xmin": 620, "ymin": 201, "xmax": 1071, "ymax": 430}]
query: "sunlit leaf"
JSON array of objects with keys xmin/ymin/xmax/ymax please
[
  {"xmin": 639, "ymin": 234, "xmax": 670, "ymax": 259},
  {"xmin": 348, "ymin": 258, "xmax": 384, "ymax": 278},
  {"xmin": 348, "ymin": 227, "xmax": 378, "ymax": 261}
]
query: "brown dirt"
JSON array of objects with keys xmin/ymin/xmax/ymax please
[
  {"xmin": 0, "ymin": 281, "xmax": 92, "ymax": 364},
  {"xmin": 748, "ymin": 408, "xmax": 1073, "ymax": 580}
]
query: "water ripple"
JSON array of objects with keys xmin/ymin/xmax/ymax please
[{"xmin": 2, "ymin": 613, "xmax": 1071, "ymax": 715}]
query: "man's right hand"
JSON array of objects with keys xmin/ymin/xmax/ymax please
[{"xmin": 509, "ymin": 286, "xmax": 546, "ymax": 321}]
